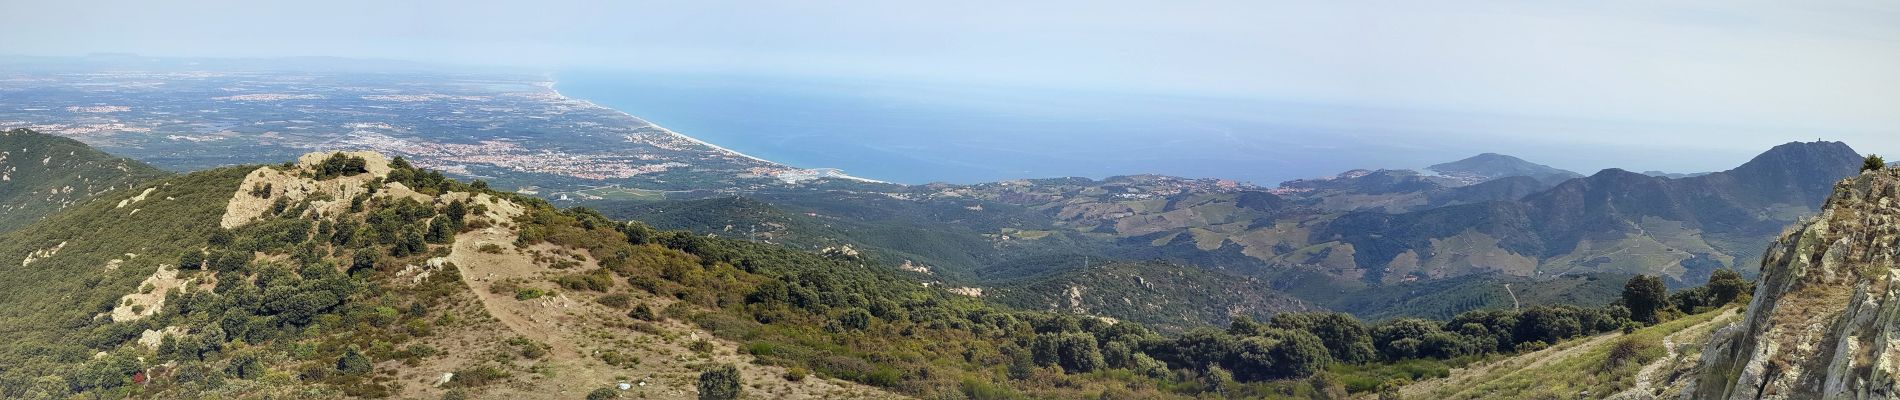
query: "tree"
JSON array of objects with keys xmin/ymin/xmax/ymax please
[
  {"xmin": 697, "ymin": 364, "xmax": 742, "ymax": 400},
  {"xmin": 225, "ymin": 350, "xmax": 265, "ymax": 379},
  {"xmin": 1164, "ymin": 325, "xmax": 1340, "ymax": 381},
  {"xmin": 1229, "ymin": 336, "xmax": 1280, "ymax": 381},
  {"xmin": 1228, "ymin": 315, "xmax": 1268, "ymax": 336},
  {"xmin": 1707, "ymin": 269, "xmax": 1749, "ymax": 307},
  {"xmin": 349, "ymin": 251, "xmax": 379, "ymax": 275},
  {"xmin": 837, "ymin": 308, "xmax": 873, "ymax": 331},
  {"xmin": 315, "ymin": 152, "xmax": 369, "ymax": 179},
  {"xmin": 1031, "ymin": 332, "xmax": 1105, "ymax": 372},
  {"xmin": 1167, "ymin": 327, "xmax": 1242, "ymax": 369},
  {"xmin": 276, "ymin": 291, "xmax": 341, "ymax": 326},
  {"xmin": 1204, "ymin": 365, "xmax": 1237, "ymax": 398},
  {"xmin": 425, "ymin": 218, "xmax": 456, "ymax": 244},
  {"xmin": 208, "ymin": 250, "xmax": 249, "ymax": 274},
  {"xmin": 1371, "ymin": 319, "xmax": 1442, "ymax": 360},
  {"xmin": 1231, "ymin": 329, "xmax": 1332, "ymax": 381},
  {"xmin": 444, "ymin": 200, "xmax": 468, "ymax": 225},
  {"xmin": 1101, "ymin": 340, "xmax": 1134, "ymax": 368},
  {"xmin": 1004, "ymin": 345, "xmax": 1036, "ymax": 380},
  {"xmin": 1622, "ymin": 275, "xmax": 1669, "ymax": 324},
  {"xmin": 1270, "ymin": 312, "xmax": 1377, "ymax": 364},
  {"xmin": 393, "ymin": 226, "xmax": 427, "ymax": 257},
  {"xmin": 177, "ymin": 251, "xmax": 204, "ymax": 270},
  {"xmin": 1513, "ymin": 306, "xmax": 1584, "ymax": 344},
  {"xmin": 336, "ymin": 347, "xmax": 372, "ymax": 375},
  {"xmin": 1866, "ymin": 154, "xmax": 1888, "ymax": 172},
  {"xmin": 1055, "ymin": 333, "xmax": 1106, "ymax": 373}
]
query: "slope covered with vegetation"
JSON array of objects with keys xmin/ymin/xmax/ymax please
[
  {"xmin": 981, "ymin": 259, "xmax": 1314, "ymax": 333},
  {"xmin": 0, "ymin": 128, "xmax": 170, "ymax": 233}
]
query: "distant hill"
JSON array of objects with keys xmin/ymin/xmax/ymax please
[
  {"xmin": 0, "ymin": 128, "xmax": 169, "ymax": 233},
  {"xmin": 1427, "ymin": 153, "xmax": 1583, "ymax": 185},
  {"xmin": 1273, "ymin": 152, "xmax": 1582, "ymax": 213}
]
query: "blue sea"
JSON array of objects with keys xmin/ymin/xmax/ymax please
[{"xmin": 553, "ymin": 71, "xmax": 1593, "ymax": 185}]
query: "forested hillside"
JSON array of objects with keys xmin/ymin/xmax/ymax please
[{"xmin": 0, "ymin": 128, "xmax": 169, "ymax": 232}]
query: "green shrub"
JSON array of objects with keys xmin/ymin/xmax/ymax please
[
  {"xmin": 628, "ymin": 304, "xmax": 658, "ymax": 321},
  {"xmin": 586, "ymin": 387, "xmax": 619, "ymax": 400},
  {"xmin": 696, "ymin": 364, "xmax": 742, "ymax": 400},
  {"xmin": 960, "ymin": 378, "xmax": 1020, "ymax": 400},
  {"xmin": 314, "ymin": 153, "xmax": 369, "ymax": 180},
  {"xmin": 449, "ymin": 365, "xmax": 509, "ymax": 387},
  {"xmin": 782, "ymin": 367, "xmax": 808, "ymax": 382},
  {"xmin": 336, "ymin": 348, "xmax": 372, "ymax": 375},
  {"xmin": 597, "ymin": 293, "xmax": 632, "ymax": 308}
]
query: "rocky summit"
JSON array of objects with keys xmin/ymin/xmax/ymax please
[{"xmin": 1688, "ymin": 166, "xmax": 1900, "ymax": 399}]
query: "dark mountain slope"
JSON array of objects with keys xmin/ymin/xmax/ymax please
[
  {"xmin": 0, "ymin": 128, "xmax": 169, "ymax": 232},
  {"xmin": 1391, "ymin": 175, "xmax": 1559, "ymax": 212},
  {"xmin": 1321, "ymin": 141, "xmax": 1864, "ymax": 284}
]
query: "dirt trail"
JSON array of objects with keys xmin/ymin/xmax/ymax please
[
  {"xmin": 1503, "ymin": 283, "xmax": 1521, "ymax": 310},
  {"xmin": 429, "ymin": 194, "xmax": 899, "ymax": 400},
  {"xmin": 1609, "ymin": 308, "xmax": 1738, "ymax": 400}
]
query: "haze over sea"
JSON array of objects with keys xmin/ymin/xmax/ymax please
[{"xmin": 554, "ymin": 71, "xmax": 1762, "ymax": 185}]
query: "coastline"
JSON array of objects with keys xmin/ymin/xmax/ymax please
[{"xmin": 539, "ymin": 79, "xmax": 889, "ymax": 184}]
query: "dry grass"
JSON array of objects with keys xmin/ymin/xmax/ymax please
[{"xmin": 1414, "ymin": 307, "xmax": 1734, "ymax": 400}]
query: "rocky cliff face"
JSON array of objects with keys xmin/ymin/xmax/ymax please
[{"xmin": 1687, "ymin": 167, "xmax": 1900, "ymax": 399}]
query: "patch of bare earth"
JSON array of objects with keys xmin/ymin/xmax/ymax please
[
  {"xmin": 110, "ymin": 264, "xmax": 203, "ymax": 322},
  {"xmin": 397, "ymin": 193, "xmax": 901, "ymax": 399}
]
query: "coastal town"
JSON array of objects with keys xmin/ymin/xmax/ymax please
[{"xmin": 0, "ymin": 68, "xmax": 853, "ymax": 197}]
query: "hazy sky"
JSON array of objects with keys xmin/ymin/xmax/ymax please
[{"xmin": 4, "ymin": 0, "xmax": 1898, "ymax": 173}]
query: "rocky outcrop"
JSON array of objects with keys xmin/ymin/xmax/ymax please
[{"xmin": 1686, "ymin": 167, "xmax": 1900, "ymax": 399}]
